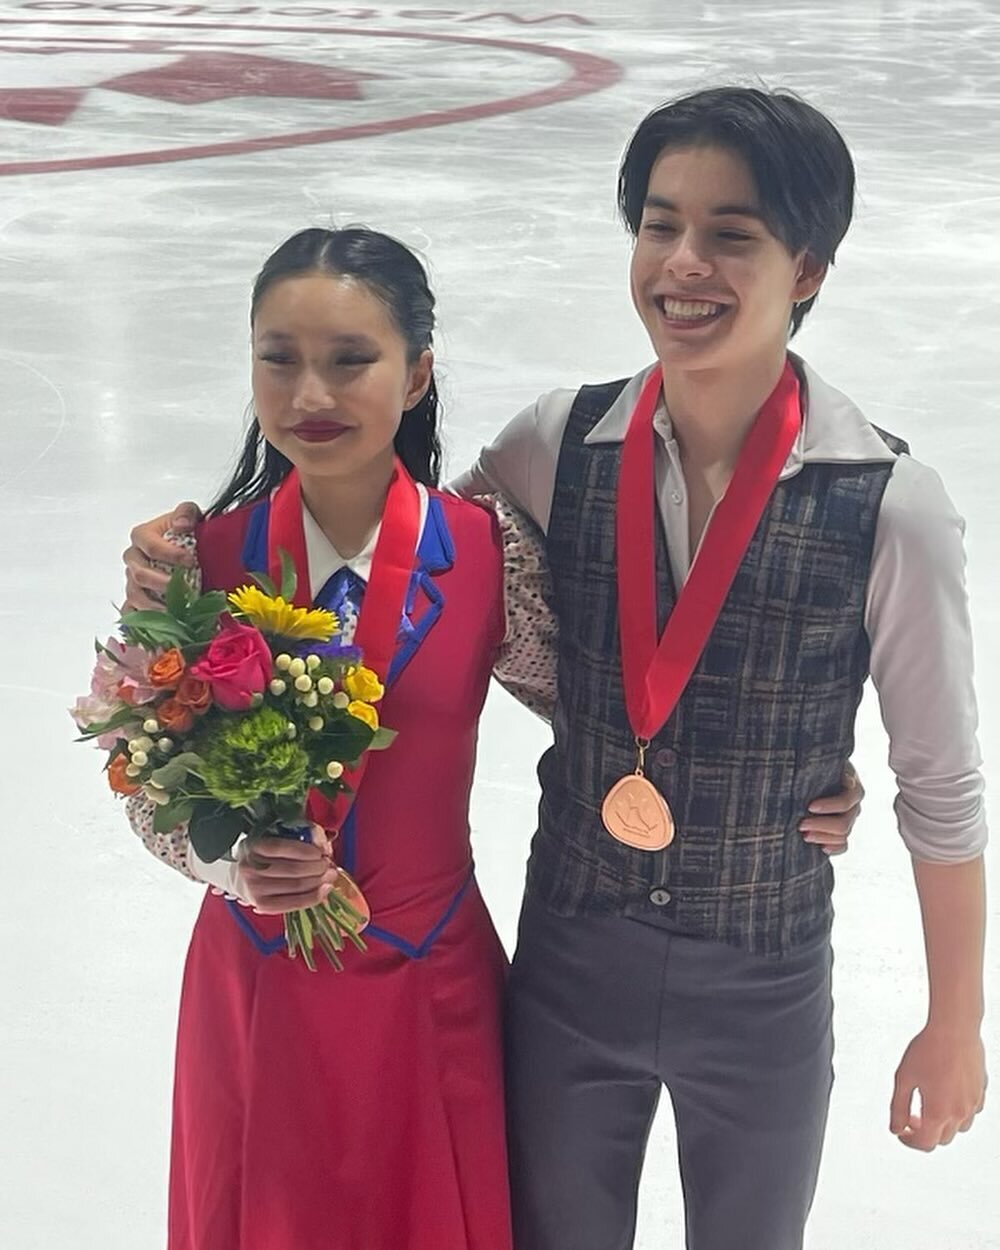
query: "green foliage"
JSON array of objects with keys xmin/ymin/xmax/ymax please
[
  {"xmin": 74, "ymin": 704, "xmax": 144, "ymax": 742},
  {"xmin": 247, "ymin": 546, "xmax": 299, "ymax": 603},
  {"xmin": 149, "ymin": 751, "xmax": 204, "ymax": 791},
  {"xmin": 152, "ymin": 796, "xmax": 195, "ymax": 834},
  {"xmin": 197, "ymin": 706, "xmax": 310, "ymax": 806},
  {"xmin": 278, "ymin": 549, "xmax": 298, "ymax": 602},
  {"xmin": 306, "ymin": 715, "xmax": 374, "ymax": 768},
  {"xmin": 189, "ymin": 803, "xmax": 247, "ymax": 862},
  {"xmin": 120, "ymin": 568, "xmax": 227, "ymax": 649},
  {"xmin": 369, "ymin": 727, "xmax": 397, "ymax": 752}
]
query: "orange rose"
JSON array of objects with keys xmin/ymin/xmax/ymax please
[
  {"xmin": 156, "ymin": 696, "xmax": 196, "ymax": 734},
  {"xmin": 175, "ymin": 673, "xmax": 212, "ymax": 713},
  {"xmin": 108, "ymin": 754, "xmax": 141, "ymax": 796},
  {"xmin": 149, "ymin": 648, "xmax": 186, "ymax": 689}
]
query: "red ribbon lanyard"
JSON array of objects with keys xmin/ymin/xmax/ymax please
[
  {"xmin": 617, "ymin": 359, "xmax": 802, "ymax": 740},
  {"xmin": 268, "ymin": 458, "xmax": 421, "ymax": 830}
]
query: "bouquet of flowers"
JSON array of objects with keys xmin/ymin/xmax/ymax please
[{"xmin": 71, "ymin": 551, "xmax": 394, "ymax": 970}]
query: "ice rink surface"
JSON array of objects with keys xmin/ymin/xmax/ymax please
[{"xmin": 1, "ymin": 0, "xmax": 997, "ymax": 1245}]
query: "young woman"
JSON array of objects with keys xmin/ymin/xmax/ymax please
[
  {"xmin": 123, "ymin": 219, "xmax": 866, "ymax": 1250},
  {"xmin": 127, "ymin": 226, "xmax": 528, "ymax": 1250}
]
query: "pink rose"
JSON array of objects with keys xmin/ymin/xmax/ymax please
[{"xmin": 189, "ymin": 615, "xmax": 273, "ymax": 711}]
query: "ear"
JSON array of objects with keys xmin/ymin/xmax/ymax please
[
  {"xmin": 792, "ymin": 251, "xmax": 827, "ymax": 304},
  {"xmin": 404, "ymin": 349, "xmax": 434, "ymax": 411}
]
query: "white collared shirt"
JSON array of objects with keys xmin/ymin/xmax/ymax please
[
  {"xmin": 452, "ymin": 358, "xmax": 987, "ymax": 863},
  {"xmin": 301, "ymin": 482, "xmax": 430, "ymax": 597}
]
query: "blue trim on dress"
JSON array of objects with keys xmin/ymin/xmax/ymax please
[
  {"xmin": 223, "ymin": 870, "xmax": 476, "ymax": 962},
  {"xmin": 340, "ymin": 805, "xmax": 358, "ymax": 877},
  {"xmin": 363, "ymin": 869, "xmax": 475, "ymax": 960},
  {"xmin": 387, "ymin": 495, "xmax": 454, "ymax": 684},
  {"xmin": 241, "ymin": 499, "xmax": 269, "ymax": 573},
  {"xmin": 225, "ymin": 898, "xmax": 288, "ymax": 956}
]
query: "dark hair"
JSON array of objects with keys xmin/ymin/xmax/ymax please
[
  {"xmin": 617, "ymin": 86, "xmax": 855, "ymax": 336},
  {"xmin": 208, "ymin": 226, "xmax": 442, "ymax": 517}
]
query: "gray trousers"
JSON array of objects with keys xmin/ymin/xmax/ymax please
[{"xmin": 505, "ymin": 894, "xmax": 834, "ymax": 1250}]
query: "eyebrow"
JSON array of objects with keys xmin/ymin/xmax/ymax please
[
  {"xmin": 255, "ymin": 330, "xmax": 378, "ymax": 347},
  {"xmin": 643, "ymin": 195, "xmax": 765, "ymax": 221}
]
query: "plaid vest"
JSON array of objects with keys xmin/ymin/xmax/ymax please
[{"xmin": 527, "ymin": 380, "xmax": 907, "ymax": 956}]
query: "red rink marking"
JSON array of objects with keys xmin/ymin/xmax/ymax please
[
  {"xmin": 0, "ymin": 18, "xmax": 623, "ymax": 176},
  {"xmin": 0, "ymin": 85, "xmax": 87, "ymax": 123},
  {"xmin": 100, "ymin": 51, "xmax": 381, "ymax": 105}
]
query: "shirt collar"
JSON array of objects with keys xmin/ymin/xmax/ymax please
[
  {"xmin": 301, "ymin": 482, "xmax": 430, "ymax": 598},
  {"xmin": 583, "ymin": 354, "xmax": 898, "ymax": 475}
]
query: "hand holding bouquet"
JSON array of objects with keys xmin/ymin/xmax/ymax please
[{"xmin": 72, "ymin": 551, "xmax": 393, "ymax": 970}]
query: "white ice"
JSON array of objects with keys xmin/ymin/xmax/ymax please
[{"xmin": 1, "ymin": 0, "xmax": 998, "ymax": 1246}]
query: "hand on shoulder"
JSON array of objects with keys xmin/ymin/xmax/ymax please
[{"xmin": 123, "ymin": 501, "xmax": 202, "ymax": 609}]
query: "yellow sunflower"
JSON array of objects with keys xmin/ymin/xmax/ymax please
[{"xmin": 228, "ymin": 585, "xmax": 338, "ymax": 642}]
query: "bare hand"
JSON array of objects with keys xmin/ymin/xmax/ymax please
[
  {"xmin": 890, "ymin": 1025, "xmax": 987, "ymax": 1150},
  {"xmin": 123, "ymin": 500, "xmax": 201, "ymax": 610},
  {"xmin": 800, "ymin": 760, "xmax": 864, "ymax": 856},
  {"xmin": 235, "ymin": 825, "xmax": 342, "ymax": 914}
]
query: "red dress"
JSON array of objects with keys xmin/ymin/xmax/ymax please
[{"xmin": 167, "ymin": 489, "xmax": 512, "ymax": 1250}]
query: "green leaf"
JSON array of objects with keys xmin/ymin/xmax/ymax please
[
  {"xmin": 150, "ymin": 751, "xmax": 204, "ymax": 790},
  {"xmin": 152, "ymin": 797, "xmax": 195, "ymax": 833},
  {"xmin": 94, "ymin": 638, "xmax": 125, "ymax": 664},
  {"xmin": 277, "ymin": 548, "xmax": 298, "ymax": 602},
  {"xmin": 186, "ymin": 595, "xmax": 227, "ymax": 635},
  {"xmin": 311, "ymin": 719, "xmax": 374, "ymax": 762},
  {"xmin": 164, "ymin": 567, "xmax": 191, "ymax": 620},
  {"xmin": 189, "ymin": 803, "xmax": 246, "ymax": 862},
  {"xmin": 248, "ymin": 569, "xmax": 279, "ymax": 598},
  {"xmin": 187, "ymin": 590, "xmax": 228, "ymax": 619},
  {"xmin": 273, "ymin": 794, "xmax": 307, "ymax": 826},
  {"xmin": 75, "ymin": 704, "xmax": 146, "ymax": 739},
  {"xmin": 368, "ymin": 727, "xmax": 397, "ymax": 752},
  {"xmin": 119, "ymin": 611, "xmax": 192, "ymax": 649},
  {"xmin": 312, "ymin": 779, "xmax": 349, "ymax": 803}
]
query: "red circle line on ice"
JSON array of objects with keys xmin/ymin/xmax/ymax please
[{"xmin": 0, "ymin": 18, "xmax": 623, "ymax": 177}]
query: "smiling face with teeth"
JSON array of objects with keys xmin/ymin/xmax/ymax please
[{"xmin": 629, "ymin": 144, "xmax": 826, "ymax": 376}]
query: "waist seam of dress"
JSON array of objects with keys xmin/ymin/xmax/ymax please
[{"xmin": 224, "ymin": 866, "xmax": 477, "ymax": 960}]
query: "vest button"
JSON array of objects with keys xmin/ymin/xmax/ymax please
[
  {"xmin": 654, "ymin": 748, "xmax": 677, "ymax": 768},
  {"xmin": 649, "ymin": 888, "xmax": 672, "ymax": 907}
]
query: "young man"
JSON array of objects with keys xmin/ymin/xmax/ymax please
[
  {"xmin": 124, "ymin": 88, "xmax": 985, "ymax": 1250},
  {"xmin": 457, "ymin": 88, "xmax": 987, "ymax": 1250}
]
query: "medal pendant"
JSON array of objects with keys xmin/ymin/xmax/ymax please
[
  {"xmin": 330, "ymin": 868, "xmax": 371, "ymax": 933},
  {"xmin": 602, "ymin": 747, "xmax": 675, "ymax": 851}
]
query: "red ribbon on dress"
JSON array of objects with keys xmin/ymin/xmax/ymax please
[
  {"xmin": 617, "ymin": 358, "xmax": 802, "ymax": 742},
  {"xmin": 267, "ymin": 458, "xmax": 421, "ymax": 831}
]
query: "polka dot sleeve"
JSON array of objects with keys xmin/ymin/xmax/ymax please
[
  {"xmin": 123, "ymin": 527, "xmax": 202, "ymax": 882},
  {"xmin": 125, "ymin": 792, "xmax": 200, "ymax": 881},
  {"xmin": 489, "ymin": 494, "xmax": 558, "ymax": 723}
]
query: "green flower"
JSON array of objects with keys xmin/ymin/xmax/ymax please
[{"xmin": 197, "ymin": 706, "xmax": 309, "ymax": 807}]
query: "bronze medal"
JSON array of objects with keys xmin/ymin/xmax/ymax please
[
  {"xmin": 602, "ymin": 772, "xmax": 674, "ymax": 850},
  {"xmin": 610, "ymin": 361, "xmax": 803, "ymax": 854},
  {"xmin": 330, "ymin": 868, "xmax": 371, "ymax": 933}
]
